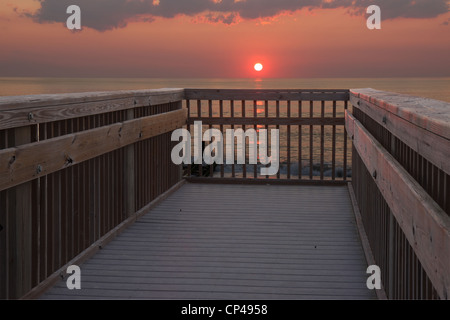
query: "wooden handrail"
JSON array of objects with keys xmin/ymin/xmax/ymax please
[
  {"xmin": 186, "ymin": 117, "xmax": 345, "ymax": 126},
  {"xmin": 0, "ymin": 109, "xmax": 187, "ymax": 192},
  {"xmin": 185, "ymin": 89, "xmax": 349, "ymax": 101},
  {"xmin": 350, "ymin": 89, "xmax": 450, "ymax": 175},
  {"xmin": 346, "ymin": 111, "xmax": 450, "ymax": 299},
  {"xmin": 0, "ymin": 89, "xmax": 184, "ymax": 130},
  {"xmin": 350, "ymin": 88, "xmax": 450, "ymax": 140},
  {"xmin": 184, "ymin": 90, "xmax": 351, "ymax": 182}
]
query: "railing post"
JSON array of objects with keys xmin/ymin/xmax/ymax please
[
  {"xmin": 125, "ymin": 109, "xmax": 135, "ymax": 216},
  {"xmin": 11, "ymin": 126, "xmax": 33, "ymax": 298},
  {"xmin": 386, "ymin": 134, "xmax": 397, "ymax": 299},
  {"xmin": 177, "ymin": 100, "xmax": 184, "ymax": 180}
]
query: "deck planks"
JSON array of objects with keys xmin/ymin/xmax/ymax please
[{"xmin": 41, "ymin": 183, "xmax": 376, "ymax": 300}]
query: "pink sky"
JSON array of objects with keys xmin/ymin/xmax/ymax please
[{"xmin": 1, "ymin": 0, "xmax": 449, "ymax": 78}]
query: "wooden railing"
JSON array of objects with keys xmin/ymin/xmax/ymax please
[
  {"xmin": 347, "ymin": 89, "xmax": 450, "ymax": 299},
  {"xmin": 184, "ymin": 89, "xmax": 352, "ymax": 184},
  {"xmin": 0, "ymin": 89, "xmax": 186, "ymax": 299},
  {"xmin": 1, "ymin": 87, "xmax": 448, "ymax": 300}
]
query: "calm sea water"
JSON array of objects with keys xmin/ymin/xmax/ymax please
[
  {"xmin": 0, "ymin": 77, "xmax": 448, "ymax": 177},
  {"xmin": 0, "ymin": 77, "xmax": 449, "ymax": 102}
]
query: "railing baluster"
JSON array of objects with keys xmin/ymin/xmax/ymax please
[
  {"xmin": 309, "ymin": 100, "xmax": 314, "ymax": 180},
  {"xmin": 343, "ymin": 100, "xmax": 348, "ymax": 180},
  {"xmin": 298, "ymin": 100, "xmax": 302, "ymax": 180},
  {"xmin": 287, "ymin": 100, "xmax": 291, "ymax": 179},
  {"xmin": 209, "ymin": 100, "xmax": 213, "ymax": 178},
  {"xmin": 187, "ymin": 99, "xmax": 192, "ymax": 177},
  {"xmin": 242, "ymin": 100, "xmax": 246, "ymax": 179},
  {"xmin": 231, "ymin": 100, "xmax": 235, "ymax": 178},
  {"xmin": 265, "ymin": 100, "xmax": 269, "ymax": 179},
  {"xmin": 276, "ymin": 100, "xmax": 280, "ymax": 180},
  {"xmin": 253, "ymin": 100, "xmax": 257, "ymax": 179},
  {"xmin": 332, "ymin": 100, "xmax": 336, "ymax": 180},
  {"xmin": 197, "ymin": 100, "xmax": 203, "ymax": 177},
  {"xmin": 220, "ymin": 100, "xmax": 224, "ymax": 178},
  {"xmin": 320, "ymin": 99, "xmax": 325, "ymax": 180}
]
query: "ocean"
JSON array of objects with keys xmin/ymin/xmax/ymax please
[
  {"xmin": 1, "ymin": 77, "xmax": 448, "ymax": 178},
  {"xmin": 0, "ymin": 77, "xmax": 449, "ymax": 102}
]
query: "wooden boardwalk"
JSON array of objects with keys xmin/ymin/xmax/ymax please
[{"xmin": 41, "ymin": 183, "xmax": 376, "ymax": 300}]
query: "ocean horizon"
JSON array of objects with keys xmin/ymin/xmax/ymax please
[
  {"xmin": 1, "ymin": 77, "xmax": 449, "ymax": 102},
  {"xmin": 2, "ymin": 76, "xmax": 447, "ymax": 172}
]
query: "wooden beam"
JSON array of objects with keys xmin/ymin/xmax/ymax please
[
  {"xmin": 125, "ymin": 109, "xmax": 135, "ymax": 217},
  {"xmin": 0, "ymin": 88, "xmax": 185, "ymax": 111},
  {"xmin": 350, "ymin": 89, "xmax": 450, "ymax": 140},
  {"xmin": 186, "ymin": 177, "xmax": 348, "ymax": 186},
  {"xmin": 0, "ymin": 89, "xmax": 185, "ymax": 130},
  {"xmin": 185, "ymin": 89, "xmax": 349, "ymax": 101},
  {"xmin": 346, "ymin": 110, "xmax": 450, "ymax": 299},
  {"xmin": 350, "ymin": 93, "xmax": 450, "ymax": 175},
  {"xmin": 0, "ymin": 109, "xmax": 187, "ymax": 192},
  {"xmin": 10, "ymin": 127, "xmax": 33, "ymax": 299},
  {"xmin": 187, "ymin": 117, "xmax": 345, "ymax": 126}
]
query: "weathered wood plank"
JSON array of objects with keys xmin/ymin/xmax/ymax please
[
  {"xmin": 0, "ymin": 89, "xmax": 184, "ymax": 130},
  {"xmin": 185, "ymin": 177, "xmax": 347, "ymax": 186},
  {"xmin": 346, "ymin": 111, "xmax": 450, "ymax": 299},
  {"xmin": 0, "ymin": 109, "xmax": 187, "ymax": 192},
  {"xmin": 41, "ymin": 291, "xmax": 370, "ymax": 300},
  {"xmin": 40, "ymin": 183, "xmax": 375, "ymax": 300},
  {"xmin": 79, "ymin": 259, "xmax": 365, "ymax": 273},
  {"xmin": 187, "ymin": 117, "xmax": 345, "ymax": 126},
  {"xmin": 350, "ymin": 88, "xmax": 450, "ymax": 140},
  {"xmin": 73, "ymin": 271, "xmax": 369, "ymax": 283},
  {"xmin": 0, "ymin": 88, "xmax": 184, "ymax": 110},
  {"xmin": 9, "ymin": 126, "xmax": 33, "ymax": 299},
  {"xmin": 350, "ymin": 94, "xmax": 450, "ymax": 175},
  {"xmin": 125, "ymin": 109, "xmax": 135, "ymax": 216},
  {"xmin": 185, "ymin": 89, "xmax": 349, "ymax": 101},
  {"xmin": 72, "ymin": 275, "xmax": 371, "ymax": 291}
]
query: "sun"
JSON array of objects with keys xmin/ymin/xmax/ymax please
[{"xmin": 254, "ymin": 63, "xmax": 263, "ymax": 72}]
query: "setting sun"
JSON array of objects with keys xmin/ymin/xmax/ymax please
[{"xmin": 254, "ymin": 63, "xmax": 263, "ymax": 72}]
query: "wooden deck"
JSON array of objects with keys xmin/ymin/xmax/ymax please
[{"xmin": 40, "ymin": 183, "xmax": 375, "ymax": 300}]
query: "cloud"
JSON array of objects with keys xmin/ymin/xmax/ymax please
[
  {"xmin": 27, "ymin": 0, "xmax": 450, "ymax": 31},
  {"xmin": 442, "ymin": 17, "xmax": 450, "ymax": 26},
  {"xmin": 195, "ymin": 12, "xmax": 240, "ymax": 25}
]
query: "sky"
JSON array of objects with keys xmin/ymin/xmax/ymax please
[{"xmin": 0, "ymin": 0, "xmax": 449, "ymax": 78}]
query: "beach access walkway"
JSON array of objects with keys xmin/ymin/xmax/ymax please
[
  {"xmin": 41, "ymin": 183, "xmax": 375, "ymax": 300},
  {"xmin": 2, "ymin": 88, "xmax": 447, "ymax": 300}
]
